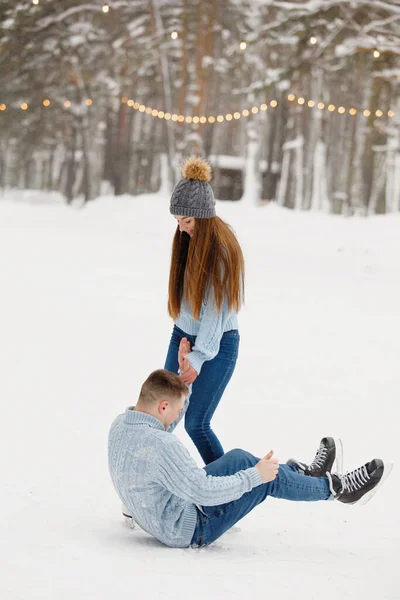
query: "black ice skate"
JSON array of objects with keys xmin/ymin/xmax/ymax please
[
  {"xmin": 286, "ymin": 437, "xmax": 343, "ymax": 477},
  {"xmin": 328, "ymin": 459, "xmax": 393, "ymax": 506}
]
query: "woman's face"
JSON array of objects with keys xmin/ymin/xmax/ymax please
[{"xmin": 175, "ymin": 215, "xmax": 195, "ymax": 238}]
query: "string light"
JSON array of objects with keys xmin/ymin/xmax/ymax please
[
  {"xmin": 373, "ymin": 50, "xmax": 380, "ymax": 58},
  {"xmin": 32, "ymin": 0, "xmax": 39, "ymax": 4},
  {"xmin": 102, "ymin": 4, "xmax": 110, "ymax": 13},
  {"xmin": 171, "ymin": 31, "xmax": 178, "ymax": 40},
  {"xmin": 2, "ymin": 96, "xmax": 395, "ymax": 123},
  {"xmin": 239, "ymin": 42, "xmax": 247, "ymax": 50},
  {"xmin": 309, "ymin": 36, "xmax": 317, "ymax": 45}
]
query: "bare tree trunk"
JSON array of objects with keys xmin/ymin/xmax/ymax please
[{"xmin": 149, "ymin": 0, "xmax": 177, "ymax": 187}]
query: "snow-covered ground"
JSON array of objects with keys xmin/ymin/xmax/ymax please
[{"xmin": 1, "ymin": 189, "xmax": 399, "ymax": 600}]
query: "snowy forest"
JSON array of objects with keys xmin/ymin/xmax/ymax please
[{"xmin": 0, "ymin": 0, "xmax": 399, "ymax": 215}]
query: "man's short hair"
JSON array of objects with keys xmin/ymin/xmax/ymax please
[{"xmin": 138, "ymin": 369, "xmax": 188, "ymax": 405}]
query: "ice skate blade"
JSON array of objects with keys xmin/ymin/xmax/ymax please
[
  {"xmin": 123, "ymin": 513, "xmax": 136, "ymax": 529},
  {"xmin": 334, "ymin": 438, "xmax": 343, "ymax": 475}
]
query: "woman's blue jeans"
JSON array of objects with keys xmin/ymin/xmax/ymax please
[
  {"xmin": 164, "ymin": 325, "xmax": 240, "ymax": 465},
  {"xmin": 191, "ymin": 449, "xmax": 331, "ymax": 546}
]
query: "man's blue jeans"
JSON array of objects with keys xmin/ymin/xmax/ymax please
[
  {"xmin": 164, "ymin": 325, "xmax": 240, "ymax": 465},
  {"xmin": 191, "ymin": 449, "xmax": 331, "ymax": 546}
]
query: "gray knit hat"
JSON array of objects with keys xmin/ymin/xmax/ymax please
[{"xmin": 170, "ymin": 157, "xmax": 216, "ymax": 219}]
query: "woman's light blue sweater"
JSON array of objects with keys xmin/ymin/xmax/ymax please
[
  {"xmin": 175, "ymin": 287, "xmax": 239, "ymax": 375},
  {"xmin": 108, "ymin": 404, "xmax": 263, "ymax": 548}
]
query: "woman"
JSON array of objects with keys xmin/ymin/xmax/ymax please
[{"xmin": 164, "ymin": 157, "xmax": 245, "ymax": 465}]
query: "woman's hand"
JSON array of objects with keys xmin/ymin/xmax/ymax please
[{"xmin": 180, "ymin": 365, "xmax": 198, "ymax": 385}]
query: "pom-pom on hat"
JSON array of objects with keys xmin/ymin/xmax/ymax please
[{"xmin": 170, "ymin": 157, "xmax": 216, "ymax": 219}]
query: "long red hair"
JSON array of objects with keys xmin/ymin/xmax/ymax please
[{"xmin": 168, "ymin": 217, "xmax": 245, "ymax": 321}]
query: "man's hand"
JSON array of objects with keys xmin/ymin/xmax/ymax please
[
  {"xmin": 178, "ymin": 337, "xmax": 191, "ymax": 374},
  {"xmin": 255, "ymin": 450, "xmax": 279, "ymax": 483},
  {"xmin": 178, "ymin": 337, "xmax": 198, "ymax": 385}
]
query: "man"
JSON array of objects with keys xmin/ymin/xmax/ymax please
[{"xmin": 108, "ymin": 340, "xmax": 392, "ymax": 549}]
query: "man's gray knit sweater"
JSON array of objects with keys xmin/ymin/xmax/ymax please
[{"xmin": 108, "ymin": 406, "xmax": 263, "ymax": 548}]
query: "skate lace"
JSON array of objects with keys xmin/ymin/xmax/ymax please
[
  {"xmin": 309, "ymin": 442, "xmax": 327, "ymax": 471},
  {"xmin": 340, "ymin": 465, "xmax": 370, "ymax": 493}
]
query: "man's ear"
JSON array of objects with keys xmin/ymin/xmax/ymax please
[{"xmin": 158, "ymin": 400, "xmax": 169, "ymax": 414}]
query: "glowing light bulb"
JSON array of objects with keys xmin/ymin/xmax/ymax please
[
  {"xmin": 43, "ymin": 99, "xmax": 50, "ymax": 107},
  {"xmin": 310, "ymin": 36, "xmax": 317, "ymax": 45},
  {"xmin": 32, "ymin": 0, "xmax": 39, "ymax": 5},
  {"xmin": 102, "ymin": 4, "xmax": 110, "ymax": 14},
  {"xmin": 373, "ymin": 50, "xmax": 380, "ymax": 58},
  {"xmin": 239, "ymin": 42, "xmax": 247, "ymax": 50},
  {"xmin": 85, "ymin": 98, "xmax": 92, "ymax": 106},
  {"xmin": 171, "ymin": 31, "xmax": 178, "ymax": 40},
  {"xmin": 21, "ymin": 103, "xmax": 28, "ymax": 110}
]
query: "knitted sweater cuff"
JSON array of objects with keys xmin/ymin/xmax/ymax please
[
  {"xmin": 247, "ymin": 467, "xmax": 264, "ymax": 488},
  {"xmin": 187, "ymin": 351, "xmax": 205, "ymax": 375}
]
